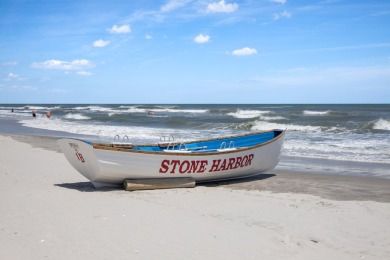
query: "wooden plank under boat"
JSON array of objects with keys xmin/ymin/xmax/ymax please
[{"xmin": 57, "ymin": 129, "xmax": 286, "ymax": 188}]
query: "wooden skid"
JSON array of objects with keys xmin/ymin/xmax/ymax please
[{"xmin": 123, "ymin": 178, "xmax": 196, "ymax": 191}]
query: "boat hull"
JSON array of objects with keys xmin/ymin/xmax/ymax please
[{"xmin": 57, "ymin": 130, "xmax": 285, "ymax": 187}]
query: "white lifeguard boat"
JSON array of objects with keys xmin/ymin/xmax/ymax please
[{"xmin": 57, "ymin": 129, "xmax": 285, "ymax": 188}]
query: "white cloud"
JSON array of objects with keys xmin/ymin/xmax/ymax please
[
  {"xmin": 145, "ymin": 34, "xmax": 152, "ymax": 40},
  {"xmin": 93, "ymin": 39, "xmax": 110, "ymax": 47},
  {"xmin": 108, "ymin": 24, "xmax": 131, "ymax": 34},
  {"xmin": 271, "ymin": 0, "xmax": 287, "ymax": 4},
  {"xmin": 161, "ymin": 0, "xmax": 190, "ymax": 12},
  {"xmin": 20, "ymin": 85, "xmax": 37, "ymax": 91},
  {"xmin": 2, "ymin": 61, "xmax": 18, "ymax": 66},
  {"xmin": 206, "ymin": 0, "xmax": 238, "ymax": 13},
  {"xmin": 194, "ymin": 34, "xmax": 210, "ymax": 44},
  {"xmin": 8, "ymin": 85, "xmax": 37, "ymax": 91},
  {"xmin": 231, "ymin": 47, "xmax": 257, "ymax": 56},
  {"xmin": 76, "ymin": 71, "xmax": 93, "ymax": 76},
  {"xmin": 6, "ymin": 73, "xmax": 20, "ymax": 80},
  {"xmin": 31, "ymin": 59, "xmax": 95, "ymax": 70},
  {"xmin": 274, "ymin": 10, "xmax": 291, "ymax": 20}
]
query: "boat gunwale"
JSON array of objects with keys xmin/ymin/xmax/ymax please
[{"xmin": 92, "ymin": 129, "xmax": 285, "ymax": 156}]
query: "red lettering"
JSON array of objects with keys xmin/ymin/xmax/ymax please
[
  {"xmin": 227, "ymin": 158, "xmax": 235, "ymax": 170},
  {"xmin": 209, "ymin": 159, "xmax": 221, "ymax": 172},
  {"xmin": 198, "ymin": 160, "xmax": 208, "ymax": 173},
  {"xmin": 76, "ymin": 152, "xmax": 85, "ymax": 163},
  {"xmin": 189, "ymin": 161, "xmax": 200, "ymax": 173},
  {"xmin": 234, "ymin": 156, "xmax": 242, "ymax": 168},
  {"xmin": 179, "ymin": 160, "xmax": 190, "ymax": 174},
  {"xmin": 242, "ymin": 155, "xmax": 248, "ymax": 166},
  {"xmin": 159, "ymin": 155, "xmax": 254, "ymax": 175},
  {"xmin": 219, "ymin": 159, "xmax": 227, "ymax": 171},
  {"xmin": 159, "ymin": 159, "xmax": 170, "ymax": 173},
  {"xmin": 247, "ymin": 154, "xmax": 254, "ymax": 166},
  {"xmin": 170, "ymin": 160, "xmax": 180, "ymax": 174}
]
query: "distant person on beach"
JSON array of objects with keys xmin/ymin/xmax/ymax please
[
  {"xmin": 32, "ymin": 110, "xmax": 36, "ymax": 118},
  {"xmin": 11, "ymin": 108, "xmax": 14, "ymax": 112},
  {"xmin": 46, "ymin": 111, "xmax": 51, "ymax": 118}
]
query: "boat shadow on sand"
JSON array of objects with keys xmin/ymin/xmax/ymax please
[
  {"xmin": 54, "ymin": 173, "xmax": 276, "ymax": 192},
  {"xmin": 54, "ymin": 182, "xmax": 115, "ymax": 192},
  {"xmin": 201, "ymin": 173, "xmax": 275, "ymax": 187}
]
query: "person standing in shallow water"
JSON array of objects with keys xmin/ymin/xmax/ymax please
[
  {"xmin": 32, "ymin": 110, "xmax": 36, "ymax": 118},
  {"xmin": 46, "ymin": 111, "xmax": 51, "ymax": 118}
]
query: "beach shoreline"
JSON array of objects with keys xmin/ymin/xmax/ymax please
[
  {"xmin": 1, "ymin": 134, "xmax": 390, "ymax": 259},
  {"xmin": 1, "ymin": 106, "xmax": 389, "ymax": 180},
  {"xmin": 6, "ymin": 133, "xmax": 390, "ymax": 202}
]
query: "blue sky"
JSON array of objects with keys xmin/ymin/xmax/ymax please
[{"xmin": 0, "ymin": 0, "xmax": 389, "ymax": 104}]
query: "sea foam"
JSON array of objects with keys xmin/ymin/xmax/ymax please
[
  {"xmin": 303, "ymin": 110, "xmax": 330, "ymax": 116},
  {"xmin": 64, "ymin": 113, "xmax": 91, "ymax": 120},
  {"xmin": 228, "ymin": 109, "xmax": 271, "ymax": 119},
  {"xmin": 373, "ymin": 118, "xmax": 390, "ymax": 131}
]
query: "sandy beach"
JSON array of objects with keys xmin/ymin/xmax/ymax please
[{"xmin": 1, "ymin": 134, "xmax": 390, "ymax": 259}]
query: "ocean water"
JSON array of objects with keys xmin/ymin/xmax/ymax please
[{"xmin": 1, "ymin": 104, "xmax": 389, "ymax": 178}]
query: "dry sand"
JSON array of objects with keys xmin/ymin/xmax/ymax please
[{"xmin": 1, "ymin": 134, "xmax": 390, "ymax": 259}]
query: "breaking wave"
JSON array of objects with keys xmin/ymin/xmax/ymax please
[
  {"xmin": 373, "ymin": 118, "xmax": 390, "ymax": 131},
  {"xmin": 228, "ymin": 109, "xmax": 272, "ymax": 119},
  {"xmin": 64, "ymin": 113, "xmax": 91, "ymax": 120},
  {"xmin": 251, "ymin": 121, "xmax": 322, "ymax": 132},
  {"xmin": 303, "ymin": 110, "xmax": 331, "ymax": 116}
]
